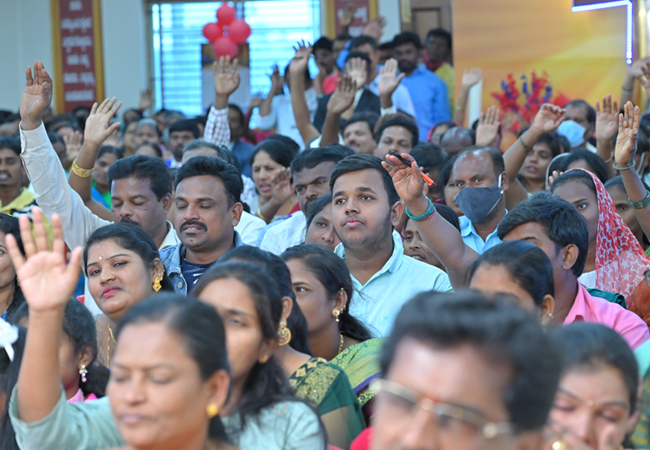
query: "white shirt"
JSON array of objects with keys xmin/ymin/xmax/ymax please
[
  {"xmin": 250, "ymin": 89, "xmax": 318, "ymax": 149},
  {"xmin": 259, "ymin": 212, "xmax": 307, "ymax": 255},
  {"xmin": 368, "ymin": 73, "xmax": 416, "ymax": 118},
  {"xmin": 235, "ymin": 211, "xmax": 266, "ymax": 246}
]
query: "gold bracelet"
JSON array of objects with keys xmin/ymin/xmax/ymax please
[
  {"xmin": 256, "ymin": 208, "xmax": 270, "ymax": 223},
  {"xmin": 71, "ymin": 159, "xmax": 94, "ymax": 178}
]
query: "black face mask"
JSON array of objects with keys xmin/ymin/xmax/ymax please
[{"xmin": 455, "ymin": 175, "xmax": 504, "ymax": 224}]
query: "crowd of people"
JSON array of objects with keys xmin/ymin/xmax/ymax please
[{"xmin": 2, "ymin": 18, "xmax": 650, "ymax": 450}]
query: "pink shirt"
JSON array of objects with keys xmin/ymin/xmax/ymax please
[{"xmin": 564, "ymin": 284, "xmax": 650, "ymax": 350}]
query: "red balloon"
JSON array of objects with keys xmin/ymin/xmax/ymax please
[
  {"xmin": 216, "ymin": 4, "xmax": 236, "ymax": 25},
  {"xmin": 202, "ymin": 22, "xmax": 222, "ymax": 42},
  {"xmin": 229, "ymin": 20, "xmax": 251, "ymax": 44},
  {"xmin": 213, "ymin": 36, "xmax": 239, "ymax": 59}
]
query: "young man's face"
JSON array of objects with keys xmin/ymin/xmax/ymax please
[
  {"xmin": 0, "ymin": 148, "xmax": 24, "ymax": 191},
  {"xmin": 425, "ymin": 35, "xmax": 450, "ymax": 62},
  {"xmin": 374, "ymin": 126, "xmax": 414, "ymax": 158},
  {"xmin": 332, "ymin": 168, "xmax": 394, "ymax": 251},
  {"xmin": 314, "ymin": 48, "xmax": 335, "ymax": 73},
  {"xmin": 394, "ymin": 42, "xmax": 419, "ymax": 74},
  {"xmin": 168, "ymin": 131, "xmax": 196, "ymax": 161},
  {"xmin": 294, "ymin": 161, "xmax": 337, "ymax": 215}
]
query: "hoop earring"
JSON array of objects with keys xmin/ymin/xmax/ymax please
[
  {"xmin": 79, "ymin": 364, "xmax": 88, "ymax": 383},
  {"xmin": 278, "ymin": 320, "xmax": 292, "ymax": 346},
  {"xmin": 153, "ymin": 275, "xmax": 162, "ymax": 292}
]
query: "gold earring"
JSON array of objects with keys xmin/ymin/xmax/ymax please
[
  {"xmin": 259, "ymin": 354, "xmax": 270, "ymax": 363},
  {"xmin": 206, "ymin": 403, "xmax": 219, "ymax": 418},
  {"xmin": 332, "ymin": 309, "xmax": 340, "ymax": 323},
  {"xmin": 278, "ymin": 320, "xmax": 292, "ymax": 346},
  {"xmin": 153, "ymin": 275, "xmax": 162, "ymax": 292}
]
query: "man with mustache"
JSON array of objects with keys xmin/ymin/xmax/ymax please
[
  {"xmin": 0, "ymin": 135, "xmax": 44, "ymax": 220},
  {"xmin": 342, "ymin": 112, "xmax": 378, "ymax": 155},
  {"xmin": 17, "ymin": 62, "xmax": 179, "ymax": 314},
  {"xmin": 260, "ymin": 145, "xmax": 353, "ymax": 255},
  {"xmin": 160, "ymin": 156, "xmax": 244, "ymax": 293},
  {"xmin": 330, "ymin": 154, "xmax": 452, "ymax": 336}
]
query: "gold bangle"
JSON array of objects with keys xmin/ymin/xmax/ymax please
[
  {"xmin": 71, "ymin": 159, "xmax": 94, "ymax": 178},
  {"xmin": 256, "ymin": 208, "xmax": 270, "ymax": 223}
]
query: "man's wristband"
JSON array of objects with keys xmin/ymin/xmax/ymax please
[{"xmin": 405, "ymin": 198, "xmax": 436, "ymax": 222}]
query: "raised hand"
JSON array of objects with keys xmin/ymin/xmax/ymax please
[
  {"xmin": 84, "ymin": 97, "xmax": 122, "ymax": 146},
  {"xmin": 138, "ymin": 88, "xmax": 153, "ymax": 111},
  {"xmin": 63, "ymin": 131, "xmax": 83, "ymax": 162},
  {"xmin": 212, "ymin": 55, "xmax": 241, "ymax": 98},
  {"xmin": 547, "ymin": 170, "xmax": 564, "ymax": 190},
  {"xmin": 346, "ymin": 57, "xmax": 367, "ymax": 89},
  {"xmin": 531, "ymin": 103, "xmax": 566, "ymax": 134},
  {"xmin": 289, "ymin": 41, "xmax": 313, "ymax": 76},
  {"xmin": 327, "ymin": 75, "xmax": 357, "ymax": 115},
  {"xmin": 339, "ymin": 5, "xmax": 357, "ymax": 28},
  {"xmin": 460, "ymin": 68, "xmax": 483, "ymax": 90},
  {"xmin": 363, "ymin": 16, "xmax": 386, "ymax": 41},
  {"xmin": 615, "ymin": 101, "xmax": 640, "ymax": 168},
  {"xmin": 378, "ymin": 58, "xmax": 404, "ymax": 98},
  {"xmin": 249, "ymin": 92, "xmax": 264, "ymax": 110},
  {"xmin": 629, "ymin": 57, "xmax": 650, "ymax": 78},
  {"xmin": 270, "ymin": 167, "xmax": 294, "ymax": 206},
  {"xmin": 475, "ymin": 105, "xmax": 501, "ymax": 147},
  {"xmin": 6, "ymin": 208, "xmax": 82, "ymax": 314},
  {"xmin": 382, "ymin": 153, "xmax": 425, "ymax": 205},
  {"xmin": 20, "ymin": 61, "xmax": 53, "ymax": 130},
  {"xmin": 638, "ymin": 61, "xmax": 650, "ymax": 98},
  {"xmin": 595, "ymin": 94, "xmax": 619, "ymax": 143}
]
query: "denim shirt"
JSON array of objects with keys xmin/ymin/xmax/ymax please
[{"xmin": 160, "ymin": 232, "xmax": 244, "ymax": 295}]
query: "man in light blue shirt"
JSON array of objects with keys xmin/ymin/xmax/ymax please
[
  {"xmin": 452, "ymin": 146, "xmax": 508, "ymax": 254},
  {"xmin": 330, "ymin": 154, "xmax": 452, "ymax": 336},
  {"xmin": 348, "ymin": 36, "xmax": 416, "ymax": 118},
  {"xmin": 393, "ymin": 32, "xmax": 451, "ymax": 140}
]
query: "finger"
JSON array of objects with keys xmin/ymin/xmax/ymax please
[
  {"xmin": 595, "ymin": 99, "xmax": 601, "ymax": 114},
  {"xmin": 618, "ymin": 112, "xmax": 624, "ymax": 135},
  {"xmin": 25, "ymin": 67, "xmax": 34, "ymax": 86},
  {"xmin": 613, "ymin": 99, "xmax": 619, "ymax": 112},
  {"xmin": 109, "ymin": 101, "xmax": 123, "ymax": 118},
  {"xmin": 50, "ymin": 214, "xmax": 65, "ymax": 259},
  {"xmin": 65, "ymin": 247, "xmax": 83, "ymax": 284},
  {"xmin": 634, "ymin": 105, "xmax": 641, "ymax": 135},
  {"xmin": 5, "ymin": 232, "xmax": 25, "ymax": 273},
  {"xmin": 90, "ymin": 102, "xmax": 99, "ymax": 116},
  {"xmin": 381, "ymin": 161, "xmax": 397, "ymax": 177},
  {"xmin": 17, "ymin": 214, "xmax": 36, "ymax": 258},
  {"xmin": 106, "ymin": 122, "xmax": 121, "ymax": 136},
  {"xmin": 32, "ymin": 208, "xmax": 49, "ymax": 254},
  {"xmin": 396, "ymin": 73, "xmax": 405, "ymax": 84}
]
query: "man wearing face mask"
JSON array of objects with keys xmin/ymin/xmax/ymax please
[
  {"xmin": 557, "ymin": 99, "xmax": 597, "ymax": 151},
  {"xmin": 451, "ymin": 146, "xmax": 508, "ymax": 254}
]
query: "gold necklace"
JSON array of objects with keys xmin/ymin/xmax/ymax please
[
  {"xmin": 107, "ymin": 323, "xmax": 117, "ymax": 367},
  {"xmin": 338, "ymin": 334, "xmax": 345, "ymax": 354}
]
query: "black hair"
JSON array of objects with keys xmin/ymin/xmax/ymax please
[
  {"xmin": 455, "ymin": 145, "xmax": 505, "ymax": 179},
  {"xmin": 550, "ymin": 169, "xmax": 597, "ymax": 200},
  {"xmin": 392, "ymin": 32, "xmax": 422, "ymax": 50},
  {"xmin": 251, "ymin": 137, "xmax": 298, "ymax": 170},
  {"xmin": 47, "ymin": 131, "xmax": 65, "ymax": 146},
  {"xmin": 219, "ymin": 247, "xmax": 312, "ymax": 355},
  {"xmin": 426, "ymin": 28, "xmax": 452, "ymax": 50},
  {"xmin": 469, "ymin": 240, "xmax": 555, "ymax": 307},
  {"xmin": 439, "ymin": 154, "xmax": 457, "ymax": 188},
  {"xmin": 552, "ymin": 149, "xmax": 609, "ymax": 184},
  {"xmin": 176, "ymin": 156, "xmax": 242, "ymax": 205},
  {"xmin": 192, "ymin": 262, "xmax": 321, "ymax": 437},
  {"xmin": 330, "ymin": 154, "xmax": 400, "ymax": 205},
  {"xmin": 497, "ymin": 191, "xmax": 589, "ymax": 277},
  {"xmin": 349, "ymin": 35, "xmax": 378, "ymax": 51},
  {"xmin": 557, "ymin": 134, "xmax": 572, "ymax": 154},
  {"xmin": 227, "ymin": 104, "xmax": 245, "ymax": 127},
  {"xmin": 335, "ymin": 33, "xmax": 352, "ymax": 42},
  {"xmin": 565, "ymin": 99, "xmax": 597, "ymax": 125},
  {"xmin": 345, "ymin": 51, "xmax": 372, "ymax": 68},
  {"xmin": 431, "ymin": 120, "xmax": 457, "ymax": 135},
  {"xmin": 49, "ymin": 114, "xmax": 80, "ymax": 132},
  {"xmin": 517, "ymin": 128, "xmax": 562, "ymax": 158},
  {"xmin": 552, "ymin": 322, "xmax": 639, "ymax": 414},
  {"xmin": 122, "ymin": 108, "xmax": 143, "ymax": 123},
  {"xmin": 97, "ymin": 145, "xmax": 124, "ymax": 161},
  {"xmin": 404, "ymin": 203, "xmax": 460, "ymax": 232},
  {"xmin": 13, "ymin": 299, "xmax": 110, "ymax": 398},
  {"xmin": 83, "ymin": 223, "xmax": 173, "ymax": 292},
  {"xmin": 133, "ymin": 142, "xmax": 163, "ymax": 158},
  {"xmin": 376, "ymin": 116, "xmax": 419, "ymax": 148},
  {"xmin": 0, "ymin": 136, "xmax": 20, "ymax": 156},
  {"xmin": 282, "ymin": 244, "xmax": 373, "ymax": 342},
  {"xmin": 382, "ymin": 291, "xmax": 563, "ymax": 432},
  {"xmin": 107, "ymin": 155, "xmax": 172, "ymax": 201},
  {"xmin": 291, "ymin": 146, "xmax": 354, "ymax": 174},
  {"xmin": 305, "ymin": 194, "xmax": 332, "ymax": 231},
  {"xmin": 169, "ymin": 119, "xmax": 200, "ymax": 139},
  {"xmin": 116, "ymin": 294, "xmax": 231, "ymax": 444},
  {"xmin": 378, "ymin": 41, "xmax": 393, "ymax": 50},
  {"xmin": 0, "ymin": 326, "xmax": 25, "ymax": 450},
  {"xmin": 410, "ymin": 143, "xmax": 449, "ymax": 174},
  {"xmin": 283, "ymin": 61, "xmax": 312, "ymax": 85},
  {"xmin": 313, "ymin": 37, "xmax": 333, "ymax": 52},
  {"xmin": 0, "ymin": 214, "xmax": 24, "ymax": 322},
  {"xmin": 181, "ymin": 140, "xmax": 242, "ymax": 175},
  {"xmin": 342, "ymin": 111, "xmax": 379, "ymax": 134}
]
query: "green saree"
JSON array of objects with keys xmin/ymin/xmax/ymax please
[{"xmin": 331, "ymin": 338, "xmax": 385, "ymax": 407}]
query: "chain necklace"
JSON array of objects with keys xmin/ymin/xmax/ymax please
[
  {"xmin": 338, "ymin": 334, "xmax": 345, "ymax": 354},
  {"xmin": 107, "ymin": 323, "xmax": 117, "ymax": 367}
]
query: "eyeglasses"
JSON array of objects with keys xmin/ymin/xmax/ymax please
[{"xmin": 372, "ymin": 379, "xmax": 513, "ymax": 441}]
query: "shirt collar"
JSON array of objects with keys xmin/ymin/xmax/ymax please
[
  {"xmin": 334, "ymin": 231, "xmax": 404, "ymax": 277},
  {"xmin": 564, "ymin": 283, "xmax": 589, "ymax": 324},
  {"xmin": 459, "ymin": 211, "xmax": 507, "ymax": 240}
]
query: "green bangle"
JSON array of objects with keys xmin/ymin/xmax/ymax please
[
  {"xmin": 518, "ymin": 136, "xmax": 533, "ymax": 153},
  {"xmin": 630, "ymin": 191, "xmax": 650, "ymax": 209},
  {"xmin": 405, "ymin": 198, "xmax": 436, "ymax": 221},
  {"xmin": 613, "ymin": 161, "xmax": 636, "ymax": 171}
]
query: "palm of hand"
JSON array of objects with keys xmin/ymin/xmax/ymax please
[
  {"xmin": 17, "ymin": 252, "xmax": 74, "ymax": 310},
  {"xmin": 596, "ymin": 114, "xmax": 618, "ymax": 140},
  {"xmin": 393, "ymin": 170, "xmax": 422, "ymax": 202},
  {"xmin": 85, "ymin": 116, "xmax": 109, "ymax": 143},
  {"xmin": 329, "ymin": 92, "xmax": 354, "ymax": 114},
  {"xmin": 615, "ymin": 129, "xmax": 635, "ymax": 165},
  {"xmin": 533, "ymin": 113, "xmax": 560, "ymax": 133},
  {"xmin": 378, "ymin": 75, "xmax": 396, "ymax": 96},
  {"xmin": 216, "ymin": 74, "xmax": 239, "ymax": 96},
  {"xmin": 21, "ymin": 85, "xmax": 50, "ymax": 121},
  {"xmin": 290, "ymin": 58, "xmax": 308, "ymax": 75}
]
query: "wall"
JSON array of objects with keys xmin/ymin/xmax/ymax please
[{"xmin": 0, "ymin": 0, "xmax": 146, "ymax": 113}]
